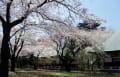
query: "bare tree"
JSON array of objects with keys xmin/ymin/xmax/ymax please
[{"xmin": 0, "ymin": 0, "xmax": 83, "ymax": 76}]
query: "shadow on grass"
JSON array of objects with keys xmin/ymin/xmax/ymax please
[{"xmin": 9, "ymin": 69, "xmax": 120, "ymax": 77}]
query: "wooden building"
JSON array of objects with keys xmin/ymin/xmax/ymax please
[{"xmin": 103, "ymin": 32, "xmax": 120, "ymax": 71}]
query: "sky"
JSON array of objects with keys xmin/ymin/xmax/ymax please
[
  {"xmin": 82, "ymin": 0, "xmax": 120, "ymax": 31},
  {"xmin": 0, "ymin": 0, "xmax": 119, "ymax": 32}
]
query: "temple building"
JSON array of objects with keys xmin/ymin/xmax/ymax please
[{"xmin": 103, "ymin": 31, "xmax": 120, "ymax": 70}]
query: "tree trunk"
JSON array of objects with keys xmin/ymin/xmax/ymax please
[
  {"xmin": 34, "ymin": 65, "xmax": 38, "ymax": 70},
  {"xmin": 10, "ymin": 57, "xmax": 16, "ymax": 72},
  {"xmin": 61, "ymin": 60, "xmax": 71, "ymax": 71},
  {"xmin": 0, "ymin": 27, "xmax": 11, "ymax": 77},
  {"xmin": 64, "ymin": 62, "xmax": 71, "ymax": 72}
]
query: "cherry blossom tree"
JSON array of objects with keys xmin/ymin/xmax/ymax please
[
  {"xmin": 42, "ymin": 21, "xmax": 112, "ymax": 71},
  {"xmin": 0, "ymin": 0, "xmax": 84, "ymax": 76},
  {"xmin": 9, "ymin": 30, "xmax": 24, "ymax": 72}
]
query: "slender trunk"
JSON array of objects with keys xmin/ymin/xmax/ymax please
[
  {"xmin": 0, "ymin": 27, "xmax": 11, "ymax": 77},
  {"xmin": 60, "ymin": 59, "xmax": 71, "ymax": 71},
  {"xmin": 64, "ymin": 62, "xmax": 71, "ymax": 71},
  {"xmin": 10, "ymin": 57, "xmax": 16, "ymax": 72},
  {"xmin": 34, "ymin": 58, "xmax": 39, "ymax": 70},
  {"xmin": 34, "ymin": 65, "xmax": 38, "ymax": 70}
]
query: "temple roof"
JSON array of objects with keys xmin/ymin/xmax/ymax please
[{"xmin": 103, "ymin": 31, "xmax": 120, "ymax": 51}]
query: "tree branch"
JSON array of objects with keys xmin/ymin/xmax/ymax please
[
  {"xmin": 10, "ymin": 17, "xmax": 26, "ymax": 28},
  {"xmin": 10, "ymin": 0, "xmax": 49, "ymax": 28},
  {"xmin": 10, "ymin": 26, "xmax": 26, "ymax": 38},
  {"xmin": 0, "ymin": 15, "xmax": 5, "ymax": 23},
  {"xmin": 54, "ymin": 0, "xmax": 80, "ymax": 15},
  {"xmin": 16, "ymin": 40, "xmax": 24, "ymax": 60},
  {"xmin": 38, "ymin": 12, "xmax": 67, "ymax": 25},
  {"xmin": 6, "ymin": 0, "xmax": 13, "ymax": 24},
  {"xmin": 9, "ymin": 41, "xmax": 13, "ymax": 56},
  {"xmin": 37, "ymin": 0, "xmax": 48, "ymax": 8}
]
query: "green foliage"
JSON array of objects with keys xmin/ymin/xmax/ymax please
[
  {"xmin": 77, "ymin": 20, "xmax": 101, "ymax": 31},
  {"xmin": 63, "ymin": 48, "xmax": 74, "ymax": 61},
  {"xmin": 39, "ymin": 57, "xmax": 57, "ymax": 65},
  {"xmin": 72, "ymin": 49, "xmax": 103, "ymax": 70},
  {"xmin": 73, "ymin": 50, "xmax": 89, "ymax": 70},
  {"xmin": 16, "ymin": 56, "xmax": 29, "ymax": 68},
  {"xmin": 28, "ymin": 53, "xmax": 34, "ymax": 66}
]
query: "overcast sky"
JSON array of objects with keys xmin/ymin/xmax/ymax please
[{"xmin": 82, "ymin": 0, "xmax": 120, "ymax": 31}]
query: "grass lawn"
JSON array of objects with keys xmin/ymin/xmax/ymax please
[{"xmin": 9, "ymin": 69, "xmax": 120, "ymax": 77}]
